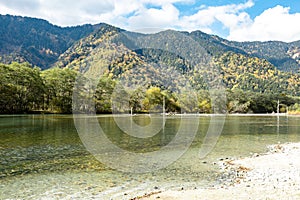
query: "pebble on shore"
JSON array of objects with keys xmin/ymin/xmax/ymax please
[{"xmin": 137, "ymin": 142, "xmax": 300, "ymax": 200}]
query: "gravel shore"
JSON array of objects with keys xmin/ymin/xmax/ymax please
[{"xmin": 137, "ymin": 142, "xmax": 300, "ymax": 200}]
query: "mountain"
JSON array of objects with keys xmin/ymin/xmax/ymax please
[
  {"xmin": 1, "ymin": 15, "xmax": 300, "ymax": 114},
  {"xmin": 186, "ymin": 31, "xmax": 300, "ymax": 73},
  {"xmin": 224, "ymin": 40, "xmax": 300, "ymax": 72},
  {"xmin": 0, "ymin": 14, "xmax": 102, "ymax": 69},
  {"xmin": 55, "ymin": 23, "xmax": 124, "ymax": 70},
  {"xmin": 0, "ymin": 14, "xmax": 299, "ymax": 96},
  {"xmin": 1, "ymin": 14, "xmax": 300, "ymax": 72},
  {"xmin": 55, "ymin": 27, "xmax": 300, "ymax": 96}
]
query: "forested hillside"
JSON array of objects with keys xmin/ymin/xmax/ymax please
[
  {"xmin": 215, "ymin": 52, "xmax": 300, "ymax": 95},
  {"xmin": 57, "ymin": 27, "xmax": 300, "ymax": 96},
  {"xmin": 0, "ymin": 15, "xmax": 300, "ymax": 114},
  {"xmin": 188, "ymin": 31, "xmax": 300, "ymax": 73},
  {"xmin": 1, "ymin": 62, "xmax": 299, "ymax": 114},
  {"xmin": 1, "ymin": 14, "xmax": 300, "ymax": 72},
  {"xmin": 0, "ymin": 15, "xmax": 101, "ymax": 69},
  {"xmin": 224, "ymin": 40, "xmax": 300, "ymax": 72}
]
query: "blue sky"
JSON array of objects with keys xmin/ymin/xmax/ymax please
[{"xmin": 1, "ymin": 0, "xmax": 300, "ymax": 42}]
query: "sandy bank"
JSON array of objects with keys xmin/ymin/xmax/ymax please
[{"xmin": 137, "ymin": 142, "xmax": 300, "ymax": 200}]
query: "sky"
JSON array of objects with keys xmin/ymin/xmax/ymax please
[{"xmin": 1, "ymin": 0, "xmax": 300, "ymax": 42}]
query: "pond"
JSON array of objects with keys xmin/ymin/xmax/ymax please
[{"xmin": 0, "ymin": 114, "xmax": 299, "ymax": 199}]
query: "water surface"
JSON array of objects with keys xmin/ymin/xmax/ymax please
[{"xmin": 0, "ymin": 115, "xmax": 299, "ymax": 199}]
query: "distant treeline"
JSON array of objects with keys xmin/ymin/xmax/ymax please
[{"xmin": 0, "ymin": 62, "xmax": 299, "ymax": 114}]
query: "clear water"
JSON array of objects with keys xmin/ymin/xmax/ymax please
[{"xmin": 0, "ymin": 115, "xmax": 299, "ymax": 199}]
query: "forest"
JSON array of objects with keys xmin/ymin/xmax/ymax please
[
  {"xmin": 1, "ymin": 15, "xmax": 300, "ymax": 115},
  {"xmin": 1, "ymin": 62, "xmax": 299, "ymax": 114}
]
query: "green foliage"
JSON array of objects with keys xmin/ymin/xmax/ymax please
[
  {"xmin": 197, "ymin": 90, "xmax": 212, "ymax": 113},
  {"xmin": 189, "ymin": 31, "xmax": 246, "ymax": 56},
  {"xmin": 1, "ymin": 20, "xmax": 300, "ymax": 114},
  {"xmin": 215, "ymin": 52, "xmax": 300, "ymax": 96},
  {"xmin": 289, "ymin": 102, "xmax": 300, "ymax": 114},
  {"xmin": 95, "ymin": 76, "xmax": 116, "ymax": 113},
  {"xmin": 55, "ymin": 24, "xmax": 122, "ymax": 70},
  {"xmin": 0, "ymin": 14, "xmax": 99, "ymax": 69},
  {"xmin": 226, "ymin": 90, "xmax": 296, "ymax": 113},
  {"xmin": 41, "ymin": 68, "xmax": 77, "ymax": 113},
  {"xmin": 0, "ymin": 60, "xmax": 299, "ymax": 114},
  {"xmin": 224, "ymin": 40, "xmax": 300, "ymax": 72},
  {"xmin": 1, "ymin": 14, "xmax": 300, "ymax": 74},
  {"xmin": 134, "ymin": 48, "xmax": 192, "ymax": 73},
  {"xmin": 0, "ymin": 62, "xmax": 44, "ymax": 113}
]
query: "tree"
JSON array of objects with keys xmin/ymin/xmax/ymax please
[
  {"xmin": 95, "ymin": 76, "xmax": 116, "ymax": 113},
  {"xmin": 0, "ymin": 62, "xmax": 44, "ymax": 113},
  {"xmin": 41, "ymin": 68, "xmax": 77, "ymax": 113}
]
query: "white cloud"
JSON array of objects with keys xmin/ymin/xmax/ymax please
[
  {"xmin": 1, "ymin": 0, "xmax": 300, "ymax": 42},
  {"xmin": 41, "ymin": 0, "xmax": 114, "ymax": 25},
  {"xmin": 0, "ymin": 0, "xmax": 191, "ymax": 29},
  {"xmin": 140, "ymin": 0, "xmax": 194, "ymax": 5},
  {"xmin": 0, "ymin": 0, "xmax": 114, "ymax": 26},
  {"xmin": 97, "ymin": 0, "xmax": 192, "ymax": 32},
  {"xmin": 127, "ymin": 4, "xmax": 179, "ymax": 30},
  {"xmin": 176, "ymin": 0, "xmax": 254, "ymax": 34},
  {"xmin": 228, "ymin": 5, "xmax": 300, "ymax": 42},
  {"xmin": 0, "ymin": 0, "xmax": 40, "ymax": 13}
]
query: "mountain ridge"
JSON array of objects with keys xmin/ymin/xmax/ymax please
[
  {"xmin": 0, "ymin": 14, "xmax": 104, "ymax": 69},
  {"xmin": 54, "ymin": 26, "xmax": 300, "ymax": 97},
  {"xmin": 1, "ymin": 15, "xmax": 300, "ymax": 114},
  {"xmin": 1, "ymin": 14, "xmax": 300, "ymax": 72}
]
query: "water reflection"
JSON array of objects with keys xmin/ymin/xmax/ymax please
[{"xmin": 0, "ymin": 115, "xmax": 300, "ymax": 199}]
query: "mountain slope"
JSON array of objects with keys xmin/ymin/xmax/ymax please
[
  {"xmin": 212, "ymin": 37, "xmax": 300, "ymax": 72},
  {"xmin": 56, "ymin": 28, "xmax": 300, "ymax": 96},
  {"xmin": 55, "ymin": 24, "xmax": 124, "ymax": 70},
  {"xmin": 1, "ymin": 14, "xmax": 300, "ymax": 73},
  {"xmin": 214, "ymin": 52, "xmax": 300, "ymax": 95},
  {"xmin": 0, "ymin": 14, "xmax": 101, "ymax": 69}
]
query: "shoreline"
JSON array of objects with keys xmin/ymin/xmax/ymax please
[
  {"xmin": 136, "ymin": 142, "xmax": 300, "ymax": 200},
  {"xmin": 0, "ymin": 113, "xmax": 299, "ymax": 116}
]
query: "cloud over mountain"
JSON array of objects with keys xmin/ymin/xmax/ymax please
[{"xmin": 1, "ymin": 0, "xmax": 300, "ymax": 42}]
